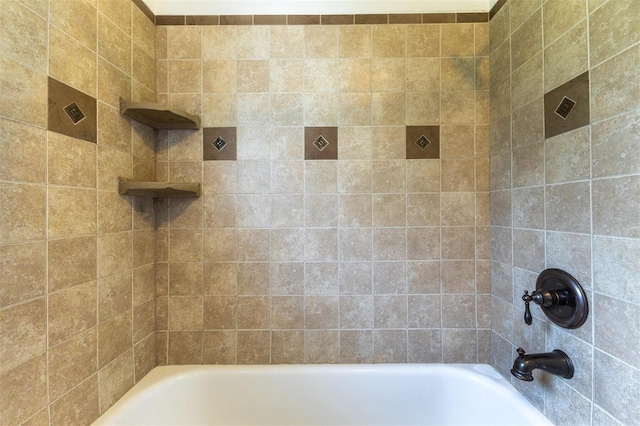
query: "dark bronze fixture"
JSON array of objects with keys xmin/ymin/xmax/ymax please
[
  {"xmin": 511, "ymin": 347, "xmax": 574, "ymax": 382},
  {"xmin": 521, "ymin": 268, "xmax": 588, "ymax": 329}
]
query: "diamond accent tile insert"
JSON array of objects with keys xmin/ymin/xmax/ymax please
[
  {"xmin": 63, "ymin": 102, "xmax": 86, "ymax": 125},
  {"xmin": 305, "ymin": 127, "xmax": 338, "ymax": 160},
  {"xmin": 48, "ymin": 77, "xmax": 97, "ymax": 143},
  {"xmin": 213, "ymin": 136, "xmax": 227, "ymax": 151},
  {"xmin": 415, "ymin": 135, "xmax": 431, "ymax": 150},
  {"xmin": 544, "ymin": 71, "xmax": 590, "ymax": 139},
  {"xmin": 203, "ymin": 127, "xmax": 237, "ymax": 161},
  {"xmin": 554, "ymin": 96, "xmax": 576, "ymax": 120},
  {"xmin": 313, "ymin": 135, "xmax": 329, "ymax": 151},
  {"xmin": 406, "ymin": 126, "xmax": 439, "ymax": 159}
]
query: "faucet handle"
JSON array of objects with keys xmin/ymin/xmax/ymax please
[
  {"xmin": 522, "ymin": 291, "xmax": 533, "ymax": 325},
  {"xmin": 516, "ymin": 347, "xmax": 526, "ymax": 359},
  {"xmin": 522, "ymin": 288, "xmax": 566, "ymax": 326}
]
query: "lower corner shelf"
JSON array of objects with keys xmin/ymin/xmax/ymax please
[{"xmin": 118, "ymin": 178, "xmax": 201, "ymax": 198}]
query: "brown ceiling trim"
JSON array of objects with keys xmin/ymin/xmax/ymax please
[
  {"xmin": 489, "ymin": 0, "xmax": 508, "ymax": 20},
  {"xmin": 156, "ymin": 15, "xmax": 185, "ymax": 25},
  {"xmin": 132, "ymin": 0, "xmax": 155, "ymax": 23},
  {"xmin": 186, "ymin": 15, "xmax": 220, "ymax": 25},
  {"xmin": 355, "ymin": 14, "xmax": 388, "ymax": 24},
  {"xmin": 287, "ymin": 15, "xmax": 321, "ymax": 25},
  {"xmin": 457, "ymin": 12, "xmax": 489, "ymax": 23},
  {"xmin": 254, "ymin": 15, "xmax": 287, "ymax": 25},
  {"xmin": 421, "ymin": 13, "xmax": 455, "ymax": 23},
  {"xmin": 220, "ymin": 15, "xmax": 253, "ymax": 25},
  {"xmin": 389, "ymin": 14, "xmax": 422, "ymax": 24},
  {"xmin": 321, "ymin": 14, "xmax": 355, "ymax": 25},
  {"xmin": 155, "ymin": 12, "xmax": 492, "ymax": 26}
]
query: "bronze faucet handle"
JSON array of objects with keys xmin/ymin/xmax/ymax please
[
  {"xmin": 516, "ymin": 347, "xmax": 526, "ymax": 359},
  {"xmin": 522, "ymin": 290, "xmax": 533, "ymax": 325},
  {"xmin": 522, "ymin": 288, "xmax": 565, "ymax": 326}
]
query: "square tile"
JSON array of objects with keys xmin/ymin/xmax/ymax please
[
  {"xmin": 304, "ymin": 127, "xmax": 338, "ymax": 160},
  {"xmin": 544, "ymin": 71, "xmax": 590, "ymax": 139},
  {"xmin": 406, "ymin": 126, "xmax": 440, "ymax": 159},
  {"xmin": 48, "ymin": 77, "xmax": 97, "ymax": 143},
  {"xmin": 203, "ymin": 127, "xmax": 237, "ymax": 160}
]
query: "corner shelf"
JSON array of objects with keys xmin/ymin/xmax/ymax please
[
  {"xmin": 118, "ymin": 178, "xmax": 201, "ymax": 198},
  {"xmin": 119, "ymin": 98, "xmax": 201, "ymax": 130}
]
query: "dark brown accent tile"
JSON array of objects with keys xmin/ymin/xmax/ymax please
[
  {"xmin": 355, "ymin": 14, "xmax": 388, "ymax": 24},
  {"xmin": 457, "ymin": 13, "xmax": 489, "ymax": 23},
  {"xmin": 489, "ymin": 0, "xmax": 508, "ymax": 20},
  {"xmin": 132, "ymin": 0, "xmax": 155, "ymax": 23},
  {"xmin": 220, "ymin": 15, "xmax": 252, "ymax": 25},
  {"xmin": 254, "ymin": 15, "xmax": 287, "ymax": 25},
  {"xmin": 422, "ymin": 13, "xmax": 456, "ymax": 23},
  {"xmin": 305, "ymin": 127, "xmax": 338, "ymax": 160},
  {"xmin": 156, "ymin": 15, "xmax": 185, "ymax": 25},
  {"xmin": 186, "ymin": 15, "xmax": 219, "ymax": 25},
  {"xmin": 389, "ymin": 14, "xmax": 422, "ymax": 24},
  {"xmin": 406, "ymin": 126, "xmax": 440, "ymax": 159},
  {"xmin": 544, "ymin": 71, "xmax": 590, "ymax": 139},
  {"xmin": 321, "ymin": 15, "xmax": 354, "ymax": 25},
  {"xmin": 204, "ymin": 127, "xmax": 237, "ymax": 161},
  {"xmin": 287, "ymin": 15, "xmax": 320, "ymax": 25},
  {"xmin": 48, "ymin": 77, "xmax": 97, "ymax": 144}
]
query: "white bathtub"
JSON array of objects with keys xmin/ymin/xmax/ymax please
[{"xmin": 94, "ymin": 364, "xmax": 551, "ymax": 426}]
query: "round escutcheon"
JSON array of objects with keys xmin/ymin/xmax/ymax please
[{"xmin": 536, "ymin": 268, "xmax": 588, "ymax": 329}]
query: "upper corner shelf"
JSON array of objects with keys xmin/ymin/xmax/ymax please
[
  {"xmin": 119, "ymin": 98, "xmax": 201, "ymax": 130},
  {"xmin": 118, "ymin": 178, "xmax": 202, "ymax": 198}
]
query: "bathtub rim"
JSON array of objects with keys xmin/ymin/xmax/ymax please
[{"xmin": 94, "ymin": 363, "xmax": 551, "ymax": 426}]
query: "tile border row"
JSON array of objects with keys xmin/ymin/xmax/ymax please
[{"xmin": 155, "ymin": 12, "xmax": 489, "ymax": 26}]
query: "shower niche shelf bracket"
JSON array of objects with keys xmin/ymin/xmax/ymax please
[
  {"xmin": 118, "ymin": 177, "xmax": 202, "ymax": 198},
  {"xmin": 119, "ymin": 98, "xmax": 201, "ymax": 130}
]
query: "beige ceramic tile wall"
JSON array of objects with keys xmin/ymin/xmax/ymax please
[
  {"xmin": 155, "ymin": 22, "xmax": 491, "ymax": 365},
  {"xmin": 489, "ymin": 0, "xmax": 639, "ymax": 424},
  {"xmin": 0, "ymin": 0, "xmax": 157, "ymax": 424}
]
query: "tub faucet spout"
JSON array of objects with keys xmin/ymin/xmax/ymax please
[{"xmin": 511, "ymin": 347, "xmax": 574, "ymax": 381}]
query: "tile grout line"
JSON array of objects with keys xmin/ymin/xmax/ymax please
[
  {"xmin": 584, "ymin": 4, "xmax": 596, "ymax": 423},
  {"xmin": 45, "ymin": 3, "xmax": 52, "ymax": 417}
]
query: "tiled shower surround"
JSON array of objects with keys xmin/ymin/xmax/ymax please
[
  {"xmin": 488, "ymin": 0, "xmax": 640, "ymax": 424},
  {"xmin": 154, "ymin": 21, "xmax": 492, "ymax": 365},
  {"xmin": 0, "ymin": 0, "xmax": 638, "ymax": 425},
  {"xmin": 1, "ymin": 0, "xmax": 157, "ymax": 424}
]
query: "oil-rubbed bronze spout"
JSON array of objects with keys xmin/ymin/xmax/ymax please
[{"xmin": 511, "ymin": 347, "xmax": 574, "ymax": 382}]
